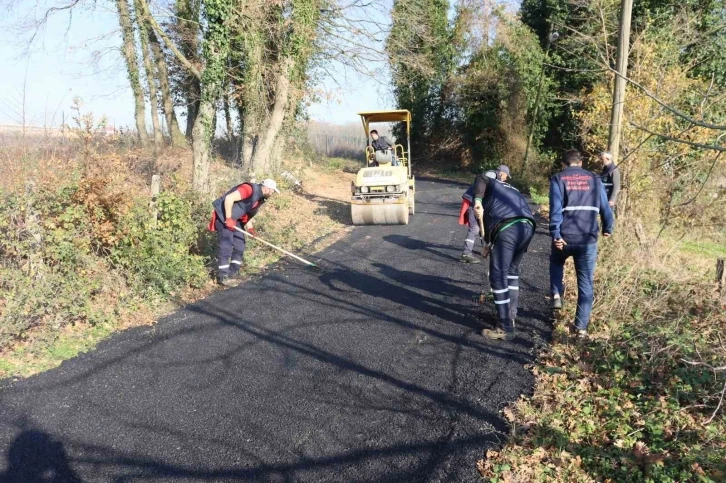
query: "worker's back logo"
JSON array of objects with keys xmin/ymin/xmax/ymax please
[
  {"xmin": 561, "ymin": 174, "xmax": 592, "ymax": 191},
  {"xmin": 363, "ymin": 170, "xmax": 393, "ymax": 178}
]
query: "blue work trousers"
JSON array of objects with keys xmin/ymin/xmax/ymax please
[{"xmin": 549, "ymin": 242, "xmax": 598, "ymax": 330}]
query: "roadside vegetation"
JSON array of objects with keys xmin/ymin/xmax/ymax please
[
  {"xmin": 0, "ymin": 109, "xmax": 352, "ymax": 378},
  {"xmin": 478, "ymin": 228, "xmax": 726, "ymax": 482},
  {"xmin": 0, "ymin": 0, "xmax": 373, "ymax": 378}
]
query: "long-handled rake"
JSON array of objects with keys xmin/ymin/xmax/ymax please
[{"xmin": 233, "ymin": 226, "xmax": 319, "ymax": 269}]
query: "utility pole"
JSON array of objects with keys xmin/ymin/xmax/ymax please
[{"xmin": 608, "ymin": 0, "xmax": 634, "ymax": 164}]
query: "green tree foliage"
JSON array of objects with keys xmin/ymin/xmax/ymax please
[
  {"xmin": 520, "ymin": 0, "xmax": 726, "ymax": 154},
  {"xmin": 387, "ymin": 0, "xmax": 453, "ymax": 154},
  {"xmin": 455, "ymin": 8, "xmax": 553, "ymax": 174},
  {"xmin": 386, "ymin": 2, "xmax": 552, "ymax": 176}
]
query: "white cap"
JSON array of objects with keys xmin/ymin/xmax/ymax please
[{"xmin": 261, "ymin": 178, "xmax": 280, "ymax": 193}]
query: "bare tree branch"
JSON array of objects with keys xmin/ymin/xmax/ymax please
[
  {"xmin": 630, "ymin": 122, "xmax": 726, "ymax": 152},
  {"xmin": 707, "ymin": 379, "xmax": 726, "ymax": 424},
  {"xmin": 136, "ymin": 0, "xmax": 201, "ymax": 80}
]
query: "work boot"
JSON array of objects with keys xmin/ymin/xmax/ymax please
[
  {"xmin": 570, "ymin": 325, "xmax": 588, "ymax": 339},
  {"xmin": 460, "ymin": 254, "xmax": 481, "ymax": 264},
  {"xmin": 228, "ymin": 269, "xmax": 244, "ymax": 279},
  {"xmin": 552, "ymin": 294, "xmax": 563, "ymax": 310},
  {"xmin": 217, "ymin": 274, "xmax": 236, "ymax": 288},
  {"xmin": 481, "ymin": 327, "xmax": 515, "ymax": 341}
]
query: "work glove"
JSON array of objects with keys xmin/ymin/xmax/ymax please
[
  {"xmin": 225, "ymin": 218, "xmax": 237, "ymax": 231},
  {"xmin": 481, "ymin": 243, "xmax": 491, "ymax": 259},
  {"xmin": 245, "ymin": 221, "xmax": 258, "ymax": 237},
  {"xmin": 247, "ymin": 227, "xmax": 258, "ymax": 237},
  {"xmin": 473, "ymin": 200, "xmax": 484, "ymax": 221}
]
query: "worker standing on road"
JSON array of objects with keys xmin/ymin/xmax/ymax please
[
  {"xmin": 459, "ymin": 166, "xmax": 511, "ymax": 264},
  {"xmin": 549, "ymin": 150, "xmax": 614, "ymax": 338},
  {"xmin": 599, "ymin": 151, "xmax": 621, "ymax": 210},
  {"xmin": 472, "ymin": 168, "xmax": 535, "ymax": 341},
  {"xmin": 208, "ymin": 179, "xmax": 280, "ymax": 287}
]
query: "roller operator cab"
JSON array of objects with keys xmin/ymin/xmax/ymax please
[{"xmin": 351, "ymin": 110, "xmax": 416, "ymax": 225}]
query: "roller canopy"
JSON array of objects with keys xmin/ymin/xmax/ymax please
[
  {"xmin": 358, "ymin": 110, "xmax": 411, "ymax": 141},
  {"xmin": 357, "ymin": 110, "xmax": 411, "ymax": 124}
]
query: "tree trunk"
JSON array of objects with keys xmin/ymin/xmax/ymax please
[
  {"xmin": 135, "ymin": 0, "xmax": 185, "ymax": 146},
  {"xmin": 189, "ymin": 0, "xmax": 232, "ymax": 192},
  {"xmin": 269, "ymin": 131, "xmax": 285, "ymax": 172},
  {"xmin": 240, "ymin": 112, "xmax": 258, "ymax": 170},
  {"xmin": 147, "ymin": 22, "xmax": 186, "ymax": 145},
  {"xmin": 174, "ymin": 0, "xmax": 202, "ymax": 141},
  {"xmin": 186, "ymin": 87, "xmax": 200, "ymax": 140},
  {"xmin": 115, "ymin": 0, "xmax": 148, "ymax": 145},
  {"xmin": 135, "ymin": 0, "xmax": 163, "ymax": 146},
  {"xmin": 210, "ymin": 104, "xmax": 218, "ymax": 146},
  {"xmin": 224, "ymin": 93, "xmax": 234, "ymax": 141},
  {"xmin": 249, "ymin": 58, "xmax": 294, "ymax": 174},
  {"xmin": 191, "ymin": 98, "xmax": 214, "ymax": 192}
]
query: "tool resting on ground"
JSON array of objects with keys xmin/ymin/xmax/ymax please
[{"xmin": 233, "ymin": 226, "xmax": 318, "ymax": 268}]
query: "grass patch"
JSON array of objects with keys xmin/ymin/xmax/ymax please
[
  {"xmin": 317, "ymin": 156, "xmax": 362, "ymax": 173},
  {"xmin": 680, "ymin": 240, "xmax": 726, "ymax": 259}
]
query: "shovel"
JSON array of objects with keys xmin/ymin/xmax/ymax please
[{"xmin": 474, "ymin": 213, "xmax": 491, "ymax": 305}]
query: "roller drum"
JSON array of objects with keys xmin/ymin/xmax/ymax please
[{"xmin": 351, "ymin": 201, "xmax": 409, "ymax": 225}]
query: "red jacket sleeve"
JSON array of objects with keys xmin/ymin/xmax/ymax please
[
  {"xmin": 458, "ymin": 199, "xmax": 471, "ymax": 225},
  {"xmin": 237, "ymin": 184, "xmax": 254, "ymax": 199}
]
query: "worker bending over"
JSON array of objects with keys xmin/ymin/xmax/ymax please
[
  {"xmin": 473, "ymin": 170, "xmax": 536, "ymax": 341},
  {"xmin": 209, "ymin": 179, "xmax": 279, "ymax": 286},
  {"xmin": 549, "ymin": 150, "xmax": 613, "ymax": 337},
  {"xmin": 459, "ymin": 165, "xmax": 511, "ymax": 263}
]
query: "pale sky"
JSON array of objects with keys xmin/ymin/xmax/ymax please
[{"xmin": 0, "ymin": 1, "xmax": 393, "ymax": 131}]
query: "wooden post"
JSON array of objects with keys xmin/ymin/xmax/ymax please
[
  {"xmin": 608, "ymin": 0, "xmax": 634, "ymax": 164},
  {"xmin": 150, "ymin": 174, "xmax": 160, "ymax": 228},
  {"xmin": 717, "ymin": 258, "xmax": 725, "ymax": 301}
]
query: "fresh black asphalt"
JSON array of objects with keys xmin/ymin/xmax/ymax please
[{"xmin": 0, "ymin": 178, "xmax": 552, "ymax": 483}]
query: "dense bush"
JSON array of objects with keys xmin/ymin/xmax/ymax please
[
  {"xmin": 110, "ymin": 191, "xmax": 208, "ymax": 296},
  {"xmin": 0, "ymin": 175, "xmax": 209, "ymax": 350}
]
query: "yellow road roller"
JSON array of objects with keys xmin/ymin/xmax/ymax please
[{"xmin": 351, "ymin": 110, "xmax": 415, "ymax": 225}]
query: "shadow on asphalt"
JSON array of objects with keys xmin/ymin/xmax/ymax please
[
  {"xmin": 0, "ymin": 428, "xmax": 82, "ymax": 483},
  {"xmin": 383, "ymin": 235, "xmax": 461, "ymax": 263},
  {"xmin": 0, "ymin": 179, "xmax": 553, "ymax": 482}
]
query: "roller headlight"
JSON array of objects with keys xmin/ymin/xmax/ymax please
[
  {"xmin": 386, "ymin": 185, "xmax": 396, "ymax": 193},
  {"xmin": 360, "ymin": 186, "xmax": 369, "ymax": 193}
]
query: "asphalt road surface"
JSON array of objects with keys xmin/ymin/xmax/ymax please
[{"xmin": 0, "ymin": 178, "xmax": 552, "ymax": 483}]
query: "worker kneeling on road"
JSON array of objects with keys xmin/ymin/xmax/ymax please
[
  {"xmin": 473, "ymin": 171, "xmax": 536, "ymax": 341},
  {"xmin": 209, "ymin": 179, "xmax": 280, "ymax": 287}
]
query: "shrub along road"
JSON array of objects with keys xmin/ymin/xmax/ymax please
[{"xmin": 0, "ymin": 178, "xmax": 551, "ymax": 482}]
